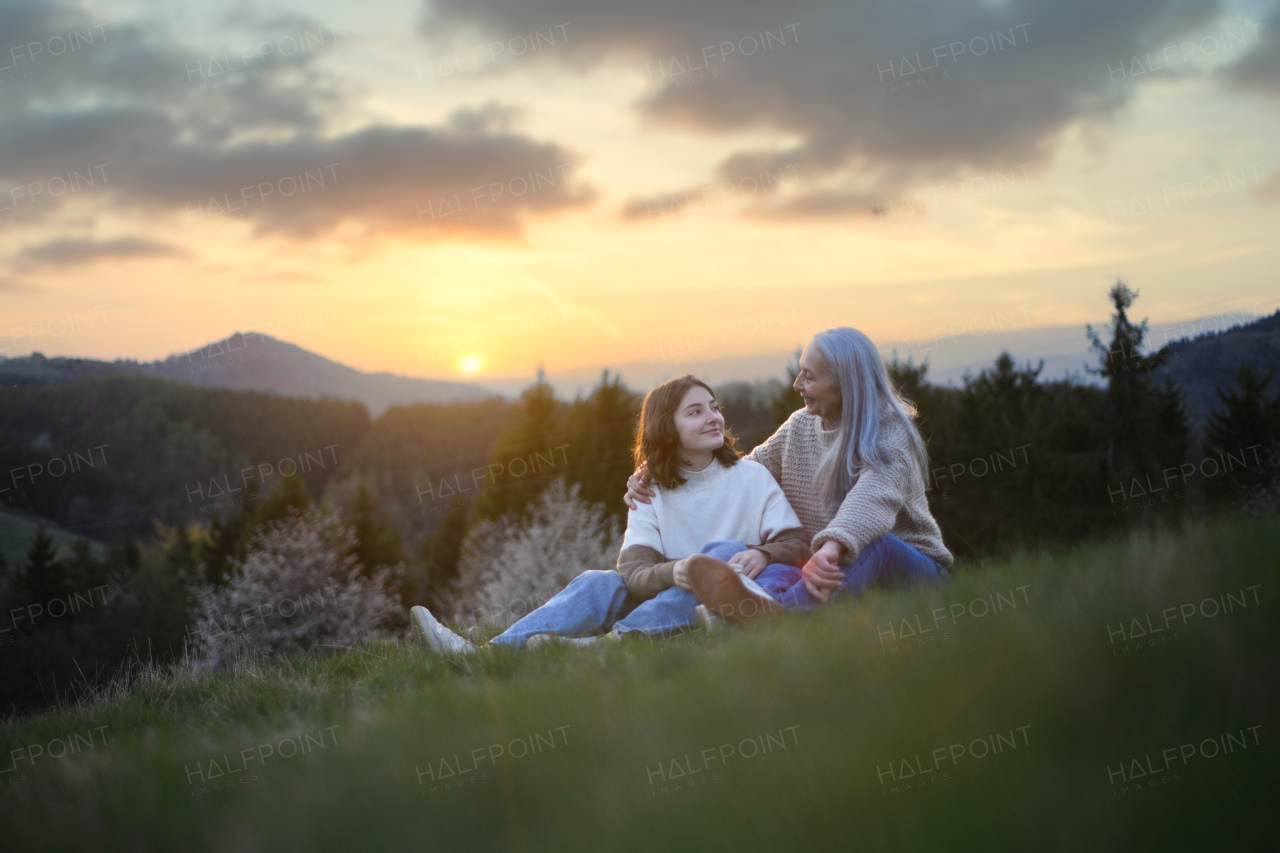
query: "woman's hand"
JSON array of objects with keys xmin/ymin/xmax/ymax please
[
  {"xmin": 801, "ymin": 540, "xmax": 845, "ymax": 602},
  {"xmin": 728, "ymin": 549, "xmax": 768, "ymax": 579},
  {"xmin": 623, "ymin": 461, "xmax": 655, "ymax": 510},
  {"xmin": 672, "ymin": 558, "xmax": 690, "ymax": 590}
]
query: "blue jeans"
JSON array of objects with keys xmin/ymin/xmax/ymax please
[
  {"xmin": 489, "ymin": 540, "xmax": 748, "ymax": 648},
  {"xmin": 754, "ymin": 533, "xmax": 950, "ymax": 612}
]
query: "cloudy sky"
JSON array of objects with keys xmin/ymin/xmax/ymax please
[{"xmin": 1, "ymin": 0, "xmax": 1277, "ymax": 389}]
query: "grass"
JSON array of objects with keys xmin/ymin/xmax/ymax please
[{"xmin": 1, "ymin": 514, "xmax": 1274, "ymax": 851}]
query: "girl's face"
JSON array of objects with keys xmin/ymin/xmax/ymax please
[
  {"xmin": 673, "ymin": 385, "xmax": 725, "ymax": 457},
  {"xmin": 794, "ymin": 345, "xmax": 842, "ymax": 425}
]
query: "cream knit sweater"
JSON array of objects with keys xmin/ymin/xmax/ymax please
[
  {"xmin": 617, "ymin": 459, "xmax": 810, "ymax": 601},
  {"xmin": 745, "ymin": 408, "xmax": 953, "ymax": 568}
]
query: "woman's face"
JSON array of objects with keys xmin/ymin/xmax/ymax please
[
  {"xmin": 794, "ymin": 345, "xmax": 842, "ymax": 425},
  {"xmin": 673, "ymin": 385, "xmax": 725, "ymax": 456}
]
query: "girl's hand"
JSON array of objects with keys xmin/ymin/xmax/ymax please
[
  {"xmin": 728, "ymin": 549, "xmax": 768, "ymax": 579},
  {"xmin": 801, "ymin": 540, "xmax": 844, "ymax": 602},
  {"xmin": 672, "ymin": 558, "xmax": 690, "ymax": 590},
  {"xmin": 623, "ymin": 462, "xmax": 655, "ymax": 510}
]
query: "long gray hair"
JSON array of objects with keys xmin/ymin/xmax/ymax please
[{"xmin": 811, "ymin": 327, "xmax": 928, "ymax": 513}]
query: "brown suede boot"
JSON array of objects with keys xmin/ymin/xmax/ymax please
[{"xmin": 686, "ymin": 554, "xmax": 784, "ymax": 624}]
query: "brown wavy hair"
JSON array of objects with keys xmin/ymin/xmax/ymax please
[{"xmin": 633, "ymin": 374, "xmax": 740, "ymax": 490}]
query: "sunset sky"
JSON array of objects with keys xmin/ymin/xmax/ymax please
[{"xmin": 1, "ymin": 0, "xmax": 1277, "ymax": 392}]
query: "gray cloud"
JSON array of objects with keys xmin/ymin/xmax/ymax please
[
  {"xmin": 0, "ymin": 2, "xmax": 595, "ymax": 244},
  {"xmin": 15, "ymin": 236, "xmax": 187, "ymax": 268},
  {"xmin": 113, "ymin": 107, "xmax": 597, "ymax": 238},
  {"xmin": 1221, "ymin": 10, "xmax": 1280, "ymax": 95},
  {"xmin": 422, "ymin": 0, "xmax": 1225, "ymax": 216}
]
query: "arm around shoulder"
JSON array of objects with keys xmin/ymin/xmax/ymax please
[{"xmin": 742, "ymin": 410, "xmax": 800, "ymax": 482}]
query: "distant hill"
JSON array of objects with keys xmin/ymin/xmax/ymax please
[
  {"xmin": 475, "ymin": 313, "xmax": 1267, "ymax": 398},
  {"xmin": 0, "ymin": 373, "xmax": 374, "ymax": 541},
  {"xmin": 0, "ymin": 333, "xmax": 495, "ymax": 417},
  {"xmin": 1155, "ymin": 310, "xmax": 1280, "ymax": 435},
  {"xmin": 0, "ymin": 509, "xmax": 104, "ymax": 577}
]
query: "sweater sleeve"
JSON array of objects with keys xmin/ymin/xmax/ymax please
[
  {"xmin": 813, "ymin": 443, "xmax": 914, "ymax": 563},
  {"xmin": 616, "ymin": 499, "xmax": 677, "ymax": 600},
  {"xmin": 751, "ymin": 528, "xmax": 810, "ymax": 568},
  {"xmin": 743, "ymin": 411, "xmax": 796, "ymax": 484},
  {"xmin": 616, "ymin": 545, "xmax": 679, "ymax": 601}
]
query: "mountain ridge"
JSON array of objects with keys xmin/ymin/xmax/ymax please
[{"xmin": 0, "ymin": 332, "xmax": 495, "ymax": 416}]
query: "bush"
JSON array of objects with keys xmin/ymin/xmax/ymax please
[
  {"xmin": 446, "ymin": 479, "xmax": 620, "ymax": 630},
  {"xmin": 192, "ymin": 508, "xmax": 403, "ymax": 670}
]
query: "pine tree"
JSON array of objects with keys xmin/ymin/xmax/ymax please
[
  {"xmin": 561, "ymin": 369, "xmax": 639, "ymax": 520},
  {"xmin": 1204, "ymin": 361, "xmax": 1280, "ymax": 498},
  {"xmin": 1086, "ymin": 281, "xmax": 1190, "ymax": 492},
  {"xmin": 254, "ymin": 473, "xmax": 312, "ymax": 526},
  {"xmin": 347, "ymin": 482, "xmax": 406, "ymax": 575},
  {"xmin": 477, "ymin": 366, "xmax": 564, "ymax": 520},
  {"xmin": 887, "ymin": 358, "xmax": 930, "ymax": 409},
  {"xmin": 417, "ymin": 503, "xmax": 471, "ymax": 611},
  {"xmin": 17, "ymin": 525, "xmax": 65, "ymax": 603},
  {"xmin": 771, "ymin": 348, "xmax": 805, "ymax": 428},
  {"xmin": 155, "ymin": 521, "xmax": 203, "ymax": 582},
  {"xmin": 201, "ymin": 513, "xmax": 242, "ymax": 586}
]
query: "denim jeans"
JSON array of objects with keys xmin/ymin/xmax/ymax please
[
  {"xmin": 753, "ymin": 533, "xmax": 950, "ymax": 612},
  {"xmin": 489, "ymin": 540, "xmax": 752, "ymax": 648}
]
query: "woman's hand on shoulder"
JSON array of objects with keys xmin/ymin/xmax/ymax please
[{"xmin": 623, "ymin": 461, "xmax": 655, "ymax": 510}]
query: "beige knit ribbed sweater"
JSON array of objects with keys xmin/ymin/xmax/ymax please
[{"xmin": 745, "ymin": 408, "xmax": 953, "ymax": 568}]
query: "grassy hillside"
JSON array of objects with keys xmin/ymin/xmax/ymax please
[{"xmin": 1, "ymin": 513, "xmax": 1272, "ymax": 850}]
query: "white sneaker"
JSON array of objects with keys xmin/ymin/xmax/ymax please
[
  {"xmin": 696, "ymin": 604, "xmax": 726, "ymax": 635},
  {"xmin": 410, "ymin": 606, "xmax": 475, "ymax": 655},
  {"xmin": 527, "ymin": 631, "xmax": 619, "ymax": 648}
]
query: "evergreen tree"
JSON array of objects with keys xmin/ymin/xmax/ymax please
[
  {"xmin": 201, "ymin": 512, "xmax": 243, "ymax": 586},
  {"xmin": 348, "ymin": 482, "xmax": 407, "ymax": 574},
  {"xmin": 417, "ymin": 503, "xmax": 471, "ymax": 611},
  {"xmin": 561, "ymin": 369, "xmax": 639, "ymax": 520},
  {"xmin": 887, "ymin": 358, "xmax": 930, "ymax": 410},
  {"xmin": 17, "ymin": 525, "xmax": 66, "ymax": 603},
  {"xmin": 110, "ymin": 533, "xmax": 142, "ymax": 575},
  {"xmin": 198, "ymin": 477, "xmax": 318, "ymax": 587},
  {"xmin": 61, "ymin": 539, "xmax": 110, "ymax": 607},
  {"xmin": 771, "ymin": 348, "xmax": 805, "ymax": 428},
  {"xmin": 477, "ymin": 366, "xmax": 564, "ymax": 520},
  {"xmin": 254, "ymin": 473, "xmax": 312, "ymax": 526},
  {"xmin": 1204, "ymin": 361, "xmax": 1280, "ymax": 499},
  {"xmin": 154, "ymin": 521, "xmax": 203, "ymax": 582},
  {"xmin": 1086, "ymin": 282, "xmax": 1190, "ymax": 495}
]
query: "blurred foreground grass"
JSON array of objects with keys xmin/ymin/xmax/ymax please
[{"xmin": 2, "ymin": 514, "xmax": 1274, "ymax": 851}]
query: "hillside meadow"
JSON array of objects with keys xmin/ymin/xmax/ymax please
[{"xmin": 1, "ymin": 512, "xmax": 1272, "ymax": 851}]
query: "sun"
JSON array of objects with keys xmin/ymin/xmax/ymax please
[{"xmin": 459, "ymin": 355, "xmax": 483, "ymax": 375}]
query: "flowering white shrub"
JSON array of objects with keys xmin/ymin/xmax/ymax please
[
  {"xmin": 447, "ymin": 479, "xmax": 621, "ymax": 629},
  {"xmin": 192, "ymin": 508, "xmax": 403, "ymax": 670}
]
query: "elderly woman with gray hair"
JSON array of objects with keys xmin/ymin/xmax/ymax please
[{"xmin": 626, "ymin": 326, "xmax": 952, "ymax": 622}]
